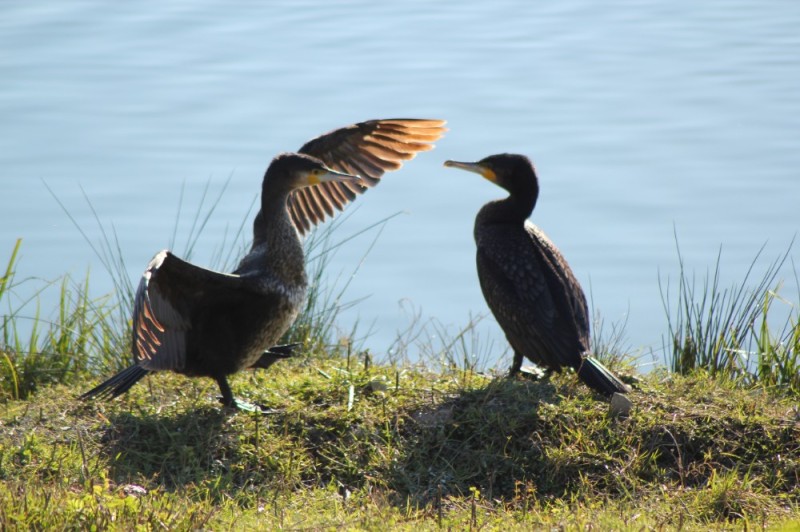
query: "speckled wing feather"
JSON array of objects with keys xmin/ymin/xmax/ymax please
[
  {"xmin": 524, "ymin": 222, "xmax": 590, "ymax": 344},
  {"xmin": 290, "ymin": 118, "xmax": 447, "ymax": 233},
  {"xmin": 475, "ymin": 222, "xmax": 589, "ymax": 371},
  {"xmin": 132, "ymin": 250, "xmax": 248, "ymax": 371}
]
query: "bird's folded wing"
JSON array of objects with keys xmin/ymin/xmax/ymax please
[
  {"xmin": 524, "ymin": 223, "xmax": 590, "ymax": 339},
  {"xmin": 477, "ymin": 233, "xmax": 578, "ymax": 368}
]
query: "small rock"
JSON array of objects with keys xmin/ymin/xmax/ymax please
[
  {"xmin": 122, "ymin": 484, "xmax": 147, "ymax": 497},
  {"xmin": 609, "ymin": 392, "xmax": 632, "ymax": 418}
]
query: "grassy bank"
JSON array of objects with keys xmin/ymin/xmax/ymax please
[
  {"xmin": 1, "ymin": 355, "xmax": 798, "ymax": 530},
  {"xmin": 1, "ymin": 229, "xmax": 799, "ymax": 529}
]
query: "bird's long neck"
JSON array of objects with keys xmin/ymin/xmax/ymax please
[
  {"xmin": 475, "ymin": 190, "xmax": 536, "ymax": 227},
  {"xmin": 256, "ymin": 191, "xmax": 300, "ymax": 246},
  {"xmin": 236, "ymin": 190, "xmax": 305, "ymax": 286},
  {"xmin": 252, "ymin": 190, "xmax": 297, "ymax": 247}
]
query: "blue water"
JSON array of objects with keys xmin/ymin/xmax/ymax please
[{"xmin": 2, "ymin": 1, "xmax": 799, "ymax": 368}]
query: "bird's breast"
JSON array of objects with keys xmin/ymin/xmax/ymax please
[
  {"xmin": 236, "ymin": 287, "xmax": 305, "ymax": 371},
  {"xmin": 254, "ymin": 277, "xmax": 307, "ymax": 309}
]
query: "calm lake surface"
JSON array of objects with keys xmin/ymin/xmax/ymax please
[{"xmin": 2, "ymin": 1, "xmax": 798, "ymax": 369}]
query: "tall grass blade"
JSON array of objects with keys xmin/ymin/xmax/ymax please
[{"xmin": 660, "ymin": 232, "xmax": 795, "ymax": 392}]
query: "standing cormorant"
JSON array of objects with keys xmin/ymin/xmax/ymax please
[
  {"xmin": 443, "ymin": 153, "xmax": 628, "ymax": 397},
  {"xmin": 81, "ymin": 119, "xmax": 446, "ymax": 410}
]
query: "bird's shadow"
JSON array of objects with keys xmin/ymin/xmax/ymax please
[
  {"xmin": 96, "ymin": 405, "xmax": 233, "ymax": 489},
  {"xmin": 389, "ymin": 376, "xmax": 574, "ymax": 505}
]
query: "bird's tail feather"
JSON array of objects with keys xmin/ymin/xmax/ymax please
[
  {"xmin": 577, "ymin": 356, "xmax": 629, "ymax": 397},
  {"xmin": 80, "ymin": 366, "xmax": 150, "ymax": 401}
]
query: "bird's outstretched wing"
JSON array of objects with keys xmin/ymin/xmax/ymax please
[
  {"xmin": 131, "ymin": 250, "xmax": 247, "ymax": 371},
  {"xmin": 288, "ymin": 118, "xmax": 446, "ymax": 233}
]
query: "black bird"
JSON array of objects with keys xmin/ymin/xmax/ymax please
[
  {"xmin": 443, "ymin": 154, "xmax": 628, "ymax": 397},
  {"xmin": 81, "ymin": 119, "xmax": 447, "ymax": 410}
]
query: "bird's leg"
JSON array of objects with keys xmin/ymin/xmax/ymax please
[
  {"xmin": 216, "ymin": 376, "xmax": 236, "ymax": 408},
  {"xmin": 508, "ymin": 350, "xmax": 524, "ymax": 377},
  {"xmin": 510, "ymin": 352, "xmax": 551, "ymax": 381},
  {"xmin": 216, "ymin": 375, "xmax": 280, "ymax": 414}
]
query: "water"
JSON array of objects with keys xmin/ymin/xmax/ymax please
[{"xmin": 2, "ymin": 1, "xmax": 798, "ymax": 368}]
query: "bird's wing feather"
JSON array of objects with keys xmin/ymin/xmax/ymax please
[
  {"xmin": 525, "ymin": 222, "xmax": 590, "ymax": 339},
  {"xmin": 476, "ymin": 224, "xmax": 588, "ymax": 370},
  {"xmin": 289, "ymin": 118, "xmax": 446, "ymax": 233},
  {"xmin": 131, "ymin": 250, "xmax": 249, "ymax": 371}
]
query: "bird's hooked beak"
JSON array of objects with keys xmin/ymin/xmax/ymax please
[
  {"xmin": 306, "ymin": 166, "xmax": 362, "ymax": 187},
  {"xmin": 443, "ymin": 160, "xmax": 498, "ymax": 183}
]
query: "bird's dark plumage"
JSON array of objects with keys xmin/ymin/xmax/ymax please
[
  {"xmin": 81, "ymin": 119, "xmax": 445, "ymax": 410},
  {"xmin": 444, "ymin": 154, "xmax": 628, "ymax": 397}
]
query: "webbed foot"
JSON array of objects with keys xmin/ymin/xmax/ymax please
[{"xmin": 218, "ymin": 396, "xmax": 282, "ymax": 414}]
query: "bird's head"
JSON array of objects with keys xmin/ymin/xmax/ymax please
[
  {"xmin": 264, "ymin": 152, "xmax": 362, "ymax": 193},
  {"xmin": 444, "ymin": 153, "xmax": 537, "ymax": 198}
]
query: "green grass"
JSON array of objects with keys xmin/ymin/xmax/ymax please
[
  {"xmin": 0, "ymin": 239, "xmax": 121, "ymax": 401},
  {"xmin": 0, "ymin": 359, "xmax": 798, "ymax": 529},
  {"xmin": 660, "ymin": 237, "xmax": 799, "ymax": 393}
]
